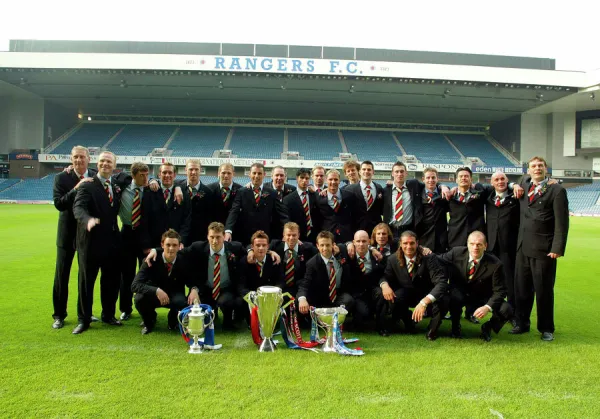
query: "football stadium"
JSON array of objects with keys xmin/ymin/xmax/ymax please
[{"xmin": 1, "ymin": 40, "xmax": 600, "ymax": 418}]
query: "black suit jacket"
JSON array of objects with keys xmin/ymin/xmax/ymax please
[
  {"xmin": 282, "ymin": 190, "xmax": 322, "ymax": 242},
  {"xmin": 264, "ymin": 182, "xmax": 297, "ymax": 202},
  {"xmin": 345, "ymin": 182, "xmax": 384, "ymax": 234},
  {"xmin": 297, "ymin": 253, "xmax": 353, "ymax": 305},
  {"xmin": 239, "ymin": 256, "xmax": 285, "ymax": 297},
  {"xmin": 517, "ymin": 179, "xmax": 569, "ymax": 259},
  {"xmin": 416, "ymin": 184, "xmax": 449, "ymax": 253},
  {"xmin": 53, "ymin": 168, "xmax": 98, "ymax": 249},
  {"xmin": 173, "ymin": 240, "xmax": 245, "ymax": 300},
  {"xmin": 225, "ymin": 185, "xmax": 289, "ymax": 245},
  {"xmin": 270, "ymin": 240, "xmax": 318, "ymax": 292},
  {"xmin": 380, "ymin": 253, "xmax": 448, "ymax": 300},
  {"xmin": 73, "ymin": 176, "xmax": 122, "ymax": 259},
  {"xmin": 339, "ymin": 246, "xmax": 386, "ymax": 297},
  {"xmin": 315, "ymin": 190, "xmax": 354, "ymax": 243},
  {"xmin": 447, "ymin": 184, "xmax": 492, "ymax": 248},
  {"xmin": 176, "ymin": 180, "xmax": 215, "ymax": 244},
  {"xmin": 206, "ymin": 181, "xmax": 243, "ymax": 226},
  {"xmin": 139, "ymin": 186, "xmax": 192, "ymax": 249},
  {"xmin": 131, "ymin": 256, "xmax": 191, "ymax": 297},
  {"xmin": 486, "ymin": 191, "xmax": 520, "ymax": 254},
  {"xmin": 439, "ymin": 247, "xmax": 506, "ymax": 308},
  {"xmin": 382, "ymin": 179, "xmax": 423, "ymax": 230}
]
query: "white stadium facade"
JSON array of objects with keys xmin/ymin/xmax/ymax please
[{"xmin": 0, "ymin": 40, "xmax": 599, "ymax": 212}]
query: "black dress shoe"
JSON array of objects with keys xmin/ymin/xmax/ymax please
[
  {"xmin": 52, "ymin": 319, "xmax": 64, "ymax": 329},
  {"xmin": 120, "ymin": 312, "xmax": 131, "ymax": 321},
  {"xmin": 426, "ymin": 331, "xmax": 438, "ymax": 341},
  {"xmin": 141, "ymin": 326, "xmax": 153, "ymax": 335},
  {"xmin": 480, "ymin": 322, "xmax": 492, "ymax": 342},
  {"xmin": 467, "ymin": 315, "xmax": 480, "ymax": 324},
  {"xmin": 91, "ymin": 316, "xmax": 100, "ymax": 323},
  {"xmin": 102, "ymin": 317, "xmax": 123, "ymax": 326},
  {"xmin": 450, "ymin": 326, "xmax": 462, "ymax": 339},
  {"xmin": 509, "ymin": 325, "xmax": 530, "ymax": 334},
  {"xmin": 510, "ymin": 318, "xmax": 518, "ymax": 328},
  {"xmin": 378, "ymin": 329, "xmax": 390, "ymax": 337},
  {"xmin": 541, "ymin": 332, "xmax": 554, "ymax": 341},
  {"xmin": 72, "ymin": 323, "xmax": 89, "ymax": 334}
]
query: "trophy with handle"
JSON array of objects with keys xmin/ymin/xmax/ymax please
[
  {"xmin": 178, "ymin": 302, "xmax": 215, "ymax": 354},
  {"xmin": 245, "ymin": 286, "xmax": 293, "ymax": 352},
  {"xmin": 313, "ymin": 307, "xmax": 348, "ymax": 353}
]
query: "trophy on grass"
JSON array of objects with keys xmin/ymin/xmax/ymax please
[
  {"xmin": 178, "ymin": 302, "xmax": 215, "ymax": 354},
  {"xmin": 245, "ymin": 286, "xmax": 293, "ymax": 352},
  {"xmin": 313, "ymin": 307, "xmax": 348, "ymax": 353}
]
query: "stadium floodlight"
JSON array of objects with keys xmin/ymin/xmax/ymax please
[
  {"xmin": 349, "ymin": 85, "xmax": 355, "ymax": 93},
  {"xmin": 536, "ymin": 93, "xmax": 544, "ymax": 102},
  {"xmin": 442, "ymin": 89, "xmax": 451, "ymax": 99},
  {"xmin": 218, "ymin": 81, "xmax": 224, "ymax": 90},
  {"xmin": 87, "ymin": 116, "xmax": 92, "ymax": 121}
]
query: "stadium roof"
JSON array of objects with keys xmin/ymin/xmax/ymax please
[{"xmin": 0, "ymin": 40, "xmax": 598, "ymax": 126}]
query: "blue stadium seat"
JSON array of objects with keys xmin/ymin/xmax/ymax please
[
  {"xmin": 287, "ymin": 129, "xmax": 342, "ymax": 160},
  {"xmin": 170, "ymin": 126, "xmax": 229, "ymax": 157},
  {"xmin": 343, "ymin": 131, "xmax": 401, "ymax": 162},
  {"xmin": 396, "ymin": 132, "xmax": 463, "ymax": 164},
  {"xmin": 448, "ymin": 134, "xmax": 516, "ymax": 167},
  {"xmin": 229, "ymin": 127, "xmax": 283, "ymax": 159},
  {"xmin": 51, "ymin": 124, "xmax": 123, "ymax": 154},
  {"xmin": 108, "ymin": 125, "xmax": 175, "ymax": 156},
  {"xmin": 566, "ymin": 182, "xmax": 600, "ymax": 214},
  {"xmin": 0, "ymin": 177, "xmax": 54, "ymax": 200},
  {"xmin": 0, "ymin": 179, "xmax": 21, "ymax": 192}
]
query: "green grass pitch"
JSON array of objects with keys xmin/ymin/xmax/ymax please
[{"xmin": 1, "ymin": 205, "xmax": 599, "ymax": 418}]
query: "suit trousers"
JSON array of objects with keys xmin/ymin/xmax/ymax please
[
  {"xmin": 491, "ymin": 245, "xmax": 517, "ymax": 309},
  {"xmin": 77, "ymin": 250, "xmax": 120, "ymax": 325},
  {"xmin": 53, "ymin": 246, "xmax": 76, "ymax": 320},
  {"xmin": 202, "ymin": 290, "xmax": 246, "ymax": 326},
  {"xmin": 119, "ymin": 226, "xmax": 144, "ymax": 314},
  {"xmin": 390, "ymin": 223, "xmax": 413, "ymax": 240},
  {"xmin": 515, "ymin": 251, "xmax": 557, "ymax": 333},
  {"xmin": 449, "ymin": 288, "xmax": 513, "ymax": 333},
  {"xmin": 134, "ymin": 291, "xmax": 187, "ymax": 328}
]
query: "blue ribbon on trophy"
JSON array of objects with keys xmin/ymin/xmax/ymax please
[
  {"xmin": 178, "ymin": 303, "xmax": 222, "ymax": 352},
  {"xmin": 308, "ymin": 306, "xmax": 363, "ymax": 355}
]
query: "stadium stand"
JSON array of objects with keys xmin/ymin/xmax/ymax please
[
  {"xmin": 170, "ymin": 126, "xmax": 230, "ymax": 157},
  {"xmin": 287, "ymin": 129, "xmax": 342, "ymax": 160},
  {"xmin": 50, "ymin": 124, "xmax": 123, "ymax": 154},
  {"xmin": 108, "ymin": 125, "xmax": 175, "ymax": 156},
  {"xmin": 447, "ymin": 134, "xmax": 516, "ymax": 167},
  {"xmin": 343, "ymin": 130, "xmax": 401, "ymax": 162},
  {"xmin": 396, "ymin": 132, "xmax": 463, "ymax": 164},
  {"xmin": 0, "ymin": 176, "xmax": 54, "ymax": 201},
  {"xmin": 0, "ymin": 179, "xmax": 21, "ymax": 192},
  {"xmin": 566, "ymin": 182, "xmax": 600, "ymax": 214},
  {"xmin": 228, "ymin": 127, "xmax": 283, "ymax": 159}
]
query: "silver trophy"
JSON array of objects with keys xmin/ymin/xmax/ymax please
[
  {"xmin": 314, "ymin": 307, "xmax": 348, "ymax": 353},
  {"xmin": 179, "ymin": 302, "xmax": 214, "ymax": 354},
  {"xmin": 245, "ymin": 286, "xmax": 293, "ymax": 352}
]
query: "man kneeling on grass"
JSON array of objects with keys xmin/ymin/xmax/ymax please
[{"xmin": 131, "ymin": 229, "xmax": 199, "ymax": 335}]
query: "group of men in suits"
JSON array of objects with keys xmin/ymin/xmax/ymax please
[{"xmin": 52, "ymin": 146, "xmax": 569, "ymax": 342}]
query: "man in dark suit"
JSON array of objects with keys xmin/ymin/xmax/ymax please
[
  {"xmin": 341, "ymin": 230, "xmax": 386, "ymax": 331},
  {"xmin": 344, "ymin": 160, "xmax": 384, "ymax": 236},
  {"xmin": 486, "ymin": 171, "xmax": 520, "ymax": 312},
  {"xmin": 510, "ymin": 156, "xmax": 569, "ymax": 341},
  {"xmin": 298, "ymin": 231, "xmax": 355, "ymax": 316},
  {"xmin": 311, "ymin": 165, "xmax": 326, "ymax": 193},
  {"xmin": 177, "ymin": 159, "xmax": 214, "ymax": 244},
  {"xmin": 315, "ymin": 169, "xmax": 355, "ymax": 243},
  {"xmin": 51, "ymin": 145, "xmax": 96, "ymax": 329},
  {"xmin": 266, "ymin": 165, "xmax": 297, "ymax": 202},
  {"xmin": 446, "ymin": 167, "xmax": 492, "ymax": 248},
  {"xmin": 439, "ymin": 231, "xmax": 513, "ymax": 341},
  {"xmin": 268, "ymin": 222, "xmax": 317, "ymax": 297},
  {"xmin": 207, "ymin": 163, "xmax": 242, "ymax": 226},
  {"xmin": 375, "ymin": 230, "xmax": 449, "ymax": 339},
  {"xmin": 225, "ymin": 162, "xmax": 289, "ymax": 246},
  {"xmin": 342, "ymin": 160, "xmax": 360, "ymax": 187},
  {"xmin": 382, "ymin": 162, "xmax": 423, "ymax": 239},
  {"xmin": 131, "ymin": 229, "xmax": 199, "ymax": 334},
  {"xmin": 416, "ymin": 167, "xmax": 449, "ymax": 253},
  {"xmin": 115, "ymin": 162, "xmax": 149, "ymax": 321},
  {"xmin": 139, "ymin": 162, "xmax": 192, "ymax": 250},
  {"xmin": 283, "ymin": 168, "xmax": 321, "ymax": 243},
  {"xmin": 370, "ymin": 223, "xmax": 398, "ymax": 259},
  {"xmin": 239, "ymin": 230, "xmax": 285, "ymax": 296},
  {"xmin": 72, "ymin": 151, "xmax": 123, "ymax": 334}
]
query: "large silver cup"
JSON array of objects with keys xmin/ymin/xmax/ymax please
[
  {"xmin": 179, "ymin": 303, "xmax": 214, "ymax": 354},
  {"xmin": 245, "ymin": 286, "xmax": 291, "ymax": 352},
  {"xmin": 314, "ymin": 307, "xmax": 348, "ymax": 353}
]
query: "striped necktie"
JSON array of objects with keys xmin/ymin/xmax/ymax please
[
  {"xmin": 468, "ymin": 259, "xmax": 478, "ymax": 280},
  {"xmin": 221, "ymin": 186, "xmax": 229, "ymax": 204},
  {"xmin": 332, "ymin": 195, "xmax": 340, "ymax": 213},
  {"xmin": 188, "ymin": 186, "xmax": 197, "ymax": 198},
  {"xmin": 256, "ymin": 260, "xmax": 264, "ymax": 277},
  {"xmin": 358, "ymin": 257, "xmax": 366, "ymax": 274},
  {"xmin": 328, "ymin": 260, "xmax": 337, "ymax": 303},
  {"xmin": 366, "ymin": 185, "xmax": 374, "ymax": 210},
  {"xmin": 458, "ymin": 193, "xmax": 465, "ymax": 203},
  {"xmin": 302, "ymin": 191, "xmax": 312, "ymax": 236},
  {"xmin": 528, "ymin": 184, "xmax": 536, "ymax": 203},
  {"xmin": 495, "ymin": 196, "xmax": 501, "ymax": 207},
  {"xmin": 104, "ymin": 180, "xmax": 113, "ymax": 206},
  {"xmin": 426, "ymin": 190, "xmax": 434, "ymax": 204},
  {"xmin": 212, "ymin": 254, "xmax": 221, "ymax": 300},
  {"xmin": 253, "ymin": 187, "xmax": 261, "ymax": 204},
  {"xmin": 407, "ymin": 259, "xmax": 415, "ymax": 278},
  {"xmin": 394, "ymin": 187, "xmax": 404, "ymax": 222},
  {"xmin": 284, "ymin": 249, "xmax": 295, "ymax": 286},
  {"xmin": 164, "ymin": 188, "xmax": 170, "ymax": 204},
  {"xmin": 166, "ymin": 262, "xmax": 173, "ymax": 276},
  {"xmin": 132, "ymin": 187, "xmax": 141, "ymax": 229}
]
